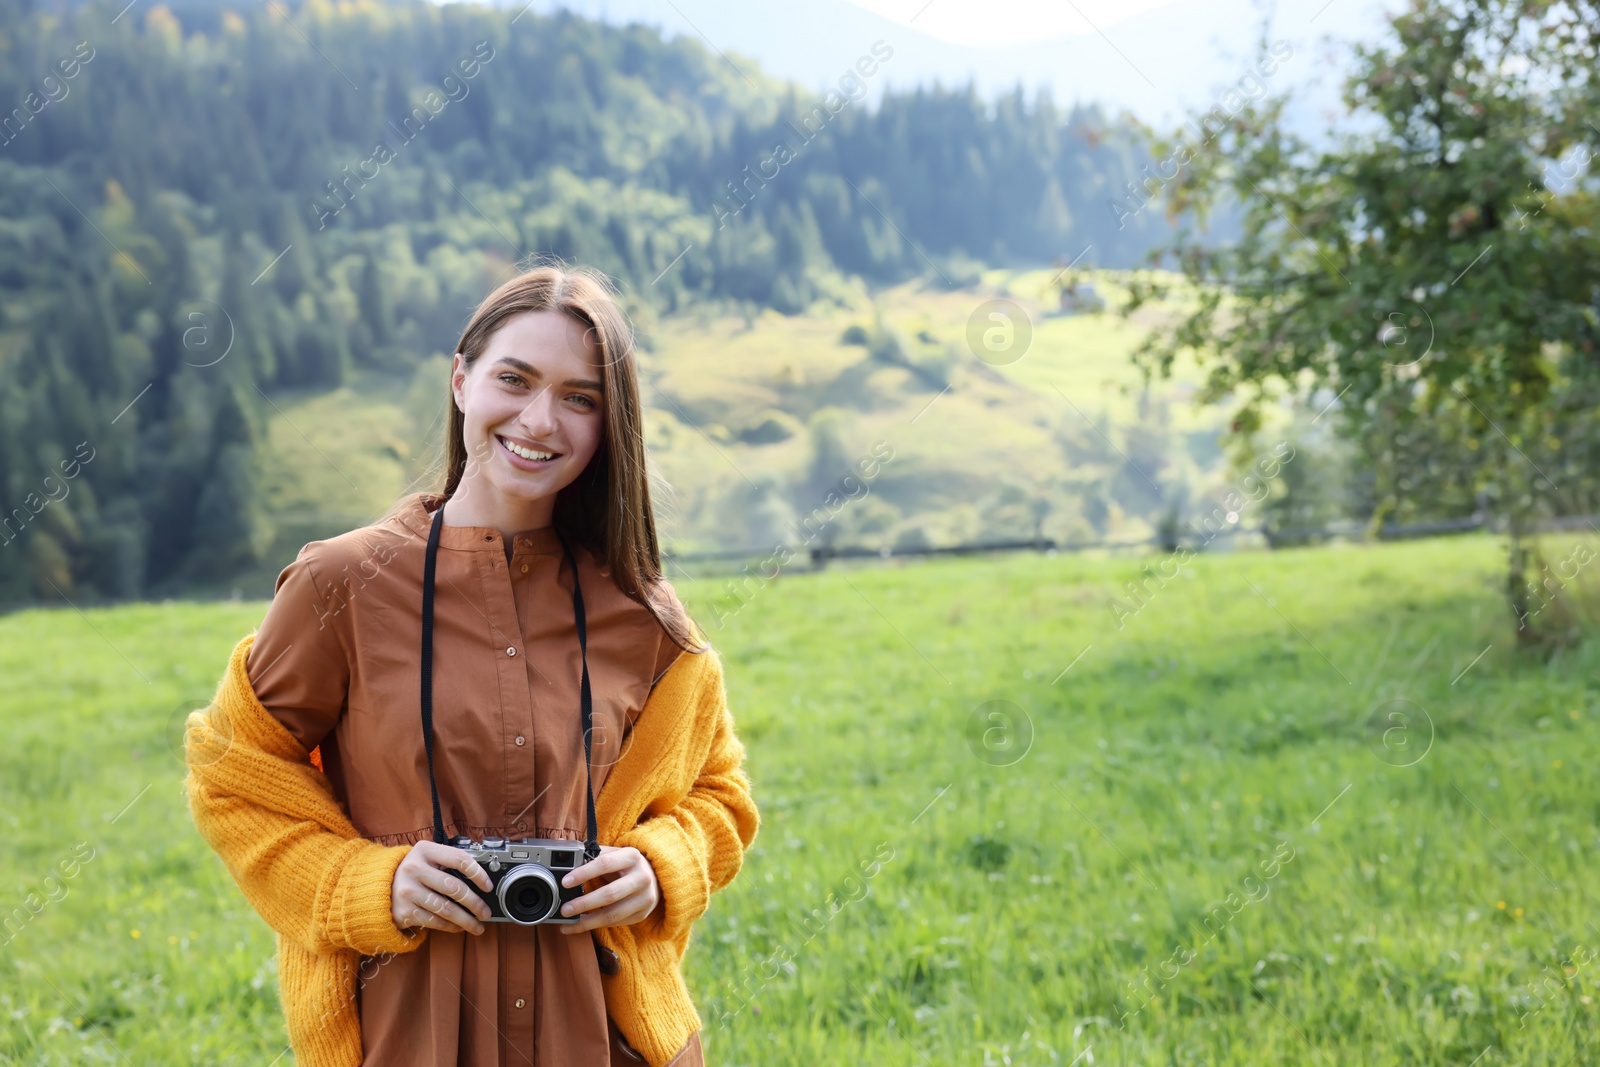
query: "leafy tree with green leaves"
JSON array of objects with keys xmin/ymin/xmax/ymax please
[{"xmin": 1123, "ymin": 0, "xmax": 1600, "ymax": 643}]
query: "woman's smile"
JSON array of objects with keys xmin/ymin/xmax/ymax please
[{"xmin": 495, "ymin": 433, "xmax": 563, "ymax": 469}]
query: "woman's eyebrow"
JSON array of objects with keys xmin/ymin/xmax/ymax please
[{"xmin": 492, "ymin": 356, "xmax": 602, "ymax": 392}]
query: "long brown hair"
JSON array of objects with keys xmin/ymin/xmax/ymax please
[{"xmin": 398, "ymin": 261, "xmax": 705, "ymax": 655}]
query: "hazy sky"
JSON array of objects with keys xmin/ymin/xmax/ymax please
[
  {"xmin": 516, "ymin": 0, "xmax": 1403, "ymax": 128},
  {"xmin": 838, "ymin": 0, "xmax": 1195, "ymax": 47}
]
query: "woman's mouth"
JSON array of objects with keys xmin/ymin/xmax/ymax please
[{"xmin": 496, "ymin": 435, "xmax": 562, "ymax": 469}]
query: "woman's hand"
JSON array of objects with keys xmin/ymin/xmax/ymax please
[
  {"xmin": 556, "ymin": 845, "xmax": 660, "ymax": 935},
  {"xmin": 391, "ymin": 841, "xmax": 495, "ymax": 936}
]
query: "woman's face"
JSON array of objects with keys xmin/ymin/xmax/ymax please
[{"xmin": 451, "ymin": 310, "xmax": 607, "ymax": 512}]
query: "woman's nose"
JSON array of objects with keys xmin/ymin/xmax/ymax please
[{"xmin": 517, "ymin": 385, "xmax": 559, "ymax": 432}]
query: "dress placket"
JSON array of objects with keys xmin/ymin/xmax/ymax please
[
  {"xmin": 483, "ymin": 532, "xmax": 539, "ymax": 833},
  {"xmin": 478, "ymin": 530, "xmax": 544, "ymax": 1064}
]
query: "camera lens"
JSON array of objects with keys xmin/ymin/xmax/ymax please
[{"xmin": 497, "ymin": 865, "xmax": 560, "ymax": 925}]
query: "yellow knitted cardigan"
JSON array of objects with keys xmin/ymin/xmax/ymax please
[{"xmin": 184, "ymin": 632, "xmax": 758, "ymax": 1067}]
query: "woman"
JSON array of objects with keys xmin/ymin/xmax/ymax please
[{"xmin": 185, "ymin": 264, "xmax": 758, "ymax": 1066}]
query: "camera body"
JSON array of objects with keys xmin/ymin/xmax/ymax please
[{"xmin": 444, "ymin": 835, "xmax": 586, "ymax": 926}]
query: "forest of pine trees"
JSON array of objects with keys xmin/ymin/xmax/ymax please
[{"xmin": 0, "ymin": 0, "xmax": 1175, "ymax": 604}]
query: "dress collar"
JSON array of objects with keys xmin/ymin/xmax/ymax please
[{"xmin": 393, "ymin": 491, "xmax": 566, "ymax": 555}]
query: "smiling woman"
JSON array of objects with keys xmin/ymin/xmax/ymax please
[{"xmin": 186, "ymin": 261, "xmax": 758, "ymax": 1067}]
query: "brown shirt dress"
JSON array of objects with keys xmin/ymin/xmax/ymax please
[{"xmin": 245, "ymin": 490, "xmax": 705, "ymax": 1066}]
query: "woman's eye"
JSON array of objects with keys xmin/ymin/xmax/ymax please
[
  {"xmin": 498, "ymin": 373, "xmax": 523, "ymax": 387},
  {"xmin": 569, "ymin": 394, "xmax": 597, "ymax": 409}
]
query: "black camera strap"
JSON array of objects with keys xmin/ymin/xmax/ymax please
[{"xmin": 420, "ymin": 500, "xmax": 601, "ymax": 864}]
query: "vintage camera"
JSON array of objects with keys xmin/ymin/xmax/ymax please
[{"xmin": 444, "ymin": 835, "xmax": 587, "ymax": 925}]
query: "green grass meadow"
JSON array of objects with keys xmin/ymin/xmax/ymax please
[{"xmin": 2, "ymin": 534, "xmax": 1597, "ymax": 1064}]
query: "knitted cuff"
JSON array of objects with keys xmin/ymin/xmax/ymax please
[
  {"xmin": 328, "ymin": 842, "xmax": 430, "ymax": 955},
  {"xmin": 616, "ymin": 816, "xmax": 709, "ymax": 943}
]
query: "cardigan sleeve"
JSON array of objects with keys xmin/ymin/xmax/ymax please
[
  {"xmin": 185, "ymin": 636, "xmax": 429, "ymax": 960},
  {"xmin": 614, "ymin": 650, "xmax": 758, "ymax": 944}
]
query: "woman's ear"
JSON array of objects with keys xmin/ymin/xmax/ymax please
[{"xmin": 450, "ymin": 352, "xmax": 467, "ymax": 412}]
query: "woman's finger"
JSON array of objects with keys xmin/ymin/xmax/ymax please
[
  {"xmin": 406, "ymin": 881, "xmax": 487, "ymax": 935},
  {"xmin": 560, "ymin": 896, "xmax": 650, "ymax": 934},
  {"xmin": 416, "ymin": 865, "xmax": 494, "ymax": 924},
  {"xmin": 396, "ymin": 898, "xmax": 458, "ymax": 934},
  {"xmin": 415, "ymin": 840, "xmax": 493, "ymax": 892},
  {"xmin": 561, "ymin": 868, "xmax": 648, "ymax": 917},
  {"xmin": 561, "ymin": 845, "xmax": 632, "ymax": 888}
]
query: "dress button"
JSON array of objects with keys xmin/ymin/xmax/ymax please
[
  {"xmin": 507, "ymin": 646, "xmax": 517, "ymax": 657},
  {"xmin": 520, "ymin": 564, "xmax": 529, "ymax": 574},
  {"xmin": 515, "ymin": 998, "xmax": 526, "ymax": 1009},
  {"xmin": 515, "ymin": 735, "xmax": 525, "ymax": 746}
]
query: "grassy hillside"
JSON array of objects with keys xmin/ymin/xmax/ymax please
[
  {"xmin": 2, "ymin": 533, "xmax": 1596, "ymax": 1063},
  {"xmin": 238, "ymin": 271, "xmax": 1231, "ymax": 594}
]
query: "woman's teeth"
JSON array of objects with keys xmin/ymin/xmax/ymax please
[{"xmin": 499, "ymin": 436, "xmax": 557, "ymax": 461}]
